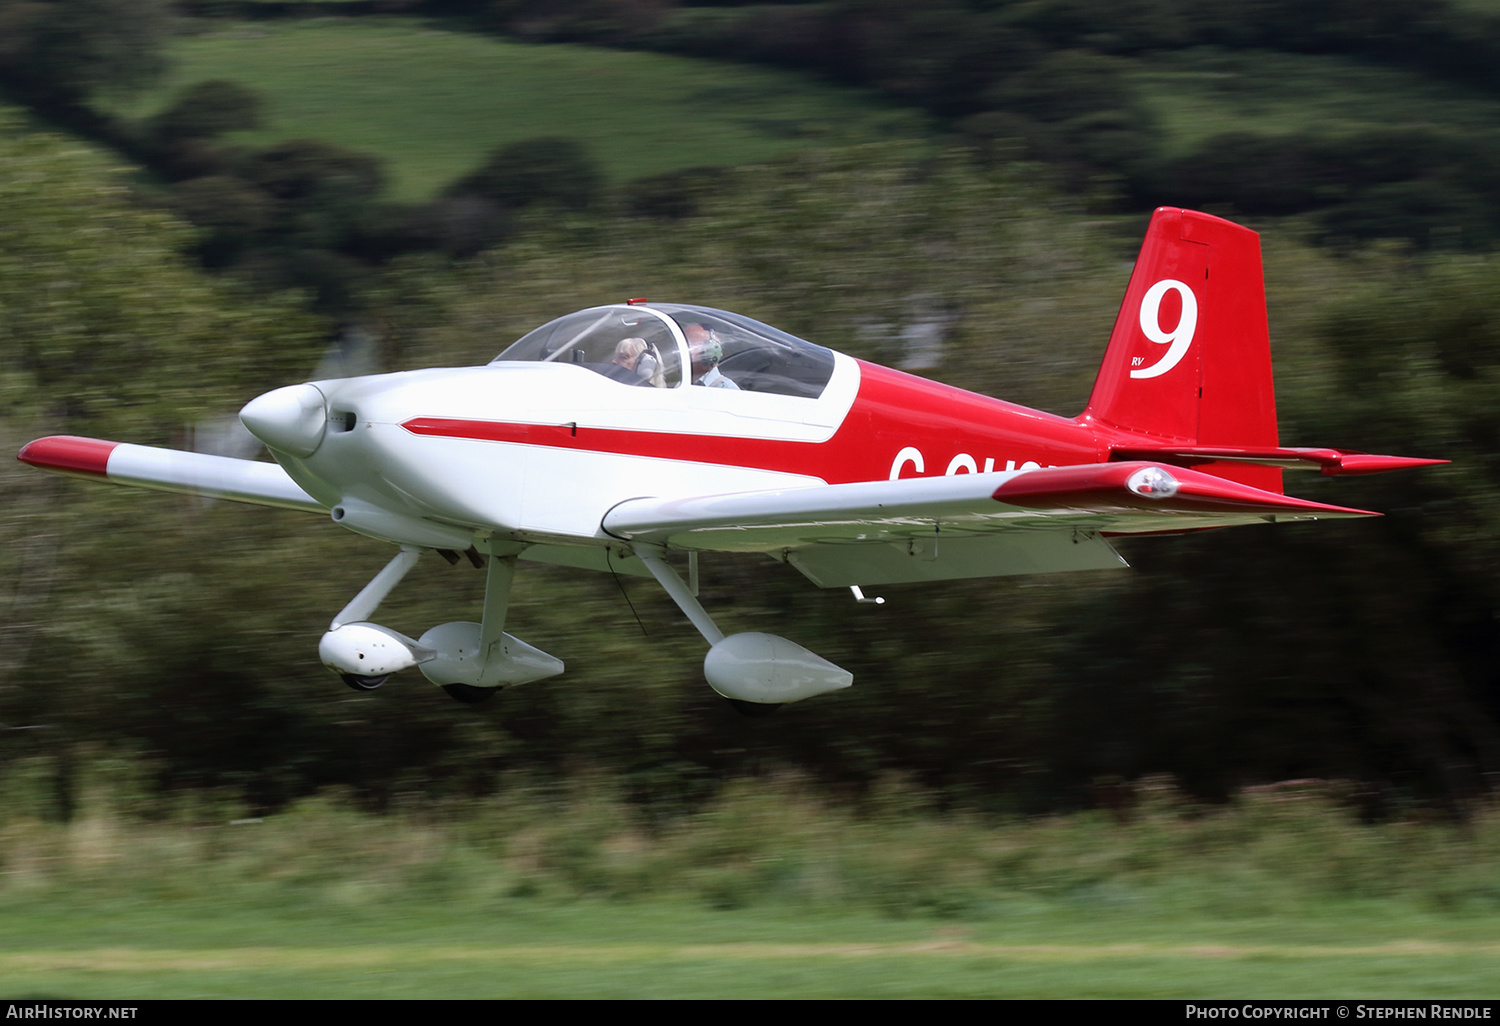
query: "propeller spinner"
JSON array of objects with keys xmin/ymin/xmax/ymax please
[{"xmin": 240, "ymin": 383, "xmax": 328, "ymax": 458}]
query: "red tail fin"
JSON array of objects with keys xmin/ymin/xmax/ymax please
[{"xmin": 1080, "ymin": 207, "xmax": 1281, "ymax": 492}]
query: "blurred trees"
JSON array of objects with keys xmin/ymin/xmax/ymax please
[
  {"xmin": 0, "ymin": 0, "xmax": 173, "ymax": 105},
  {"xmin": 1140, "ymin": 129, "xmax": 1500, "ymax": 251},
  {"xmin": 0, "ymin": 115, "xmax": 328, "ymax": 808},
  {"xmin": 399, "ymin": 149, "xmax": 1500, "ymax": 811},
  {"xmin": 148, "ymin": 79, "xmax": 264, "ymax": 146},
  {"xmin": 446, "ymin": 136, "xmax": 601, "ymax": 214},
  {"xmin": 143, "ymin": 125, "xmax": 396, "ymax": 311},
  {"xmin": 10, "ymin": 0, "xmax": 1500, "ymax": 269},
  {"xmin": 619, "ymin": 0, "xmax": 1500, "ymax": 99},
  {"xmin": 1050, "ymin": 258, "xmax": 1500, "ymax": 806},
  {"xmin": 14, "ymin": 0, "xmax": 1500, "ymax": 295},
  {"xmin": 0, "ymin": 113, "xmax": 320, "ymax": 435},
  {"xmin": 411, "ymin": 136, "xmax": 602, "ymax": 257},
  {"xmin": 9, "ymin": 122, "xmax": 1499, "ymax": 814},
  {"xmin": 480, "ymin": 0, "xmax": 1500, "ymax": 250},
  {"xmin": 6, "ymin": 2, "xmax": 1500, "ymax": 816}
]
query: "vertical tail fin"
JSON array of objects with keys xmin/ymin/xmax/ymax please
[{"xmin": 1080, "ymin": 207, "xmax": 1281, "ymax": 491}]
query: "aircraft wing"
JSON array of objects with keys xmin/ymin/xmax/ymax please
[
  {"xmin": 18, "ymin": 435, "xmax": 325, "ymax": 513},
  {"xmin": 603, "ymin": 462, "xmax": 1376, "ymax": 587}
]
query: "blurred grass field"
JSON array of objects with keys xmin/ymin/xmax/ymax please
[
  {"xmin": 102, "ymin": 17, "xmax": 930, "ymax": 201},
  {"xmin": 3, "ymin": 767, "xmax": 1499, "ymax": 998},
  {"xmin": 5, "ymin": 902, "xmax": 1500, "ymax": 998}
]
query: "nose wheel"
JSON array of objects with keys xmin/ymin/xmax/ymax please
[{"xmin": 323, "ymin": 546, "xmax": 561, "ymax": 702}]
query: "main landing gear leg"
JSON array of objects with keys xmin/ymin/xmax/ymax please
[
  {"xmin": 634, "ymin": 547, "xmax": 724, "ymax": 646},
  {"xmin": 441, "ymin": 554, "xmax": 514, "ymax": 705},
  {"xmin": 415, "ymin": 545, "xmax": 563, "ymax": 702},
  {"xmin": 633, "ymin": 545, "xmax": 853, "ymax": 715}
]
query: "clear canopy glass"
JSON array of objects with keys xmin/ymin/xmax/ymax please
[{"xmin": 493, "ymin": 304, "xmax": 836, "ymax": 399}]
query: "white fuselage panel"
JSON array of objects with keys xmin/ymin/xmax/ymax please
[{"xmin": 275, "ymin": 357, "xmax": 860, "ymax": 545}]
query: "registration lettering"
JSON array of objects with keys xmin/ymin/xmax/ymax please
[{"xmin": 889, "ymin": 447, "xmax": 1043, "ymax": 480}]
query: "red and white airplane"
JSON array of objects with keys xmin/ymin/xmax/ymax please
[{"xmin": 18, "ymin": 207, "xmax": 1444, "ymax": 710}]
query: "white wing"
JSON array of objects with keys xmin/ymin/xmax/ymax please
[
  {"xmin": 19, "ymin": 435, "xmax": 323, "ymax": 513},
  {"xmin": 603, "ymin": 462, "xmax": 1374, "ymax": 587}
]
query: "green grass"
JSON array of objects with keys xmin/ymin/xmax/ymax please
[
  {"xmin": 4, "ymin": 897, "xmax": 1499, "ymax": 998},
  {"xmin": 1129, "ymin": 49, "xmax": 1500, "ymax": 157},
  {"xmin": 103, "ymin": 18, "xmax": 930, "ymax": 201},
  {"xmin": 3, "ymin": 772, "xmax": 1500, "ymax": 997}
]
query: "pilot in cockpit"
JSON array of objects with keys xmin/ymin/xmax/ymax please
[{"xmin": 685, "ymin": 323, "xmax": 740, "ymax": 390}]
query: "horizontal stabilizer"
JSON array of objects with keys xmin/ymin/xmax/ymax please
[
  {"xmin": 1109, "ymin": 444, "xmax": 1448, "ymax": 476},
  {"xmin": 994, "ymin": 462, "xmax": 1376, "ymax": 522},
  {"xmin": 18, "ymin": 435, "xmax": 324, "ymax": 513}
]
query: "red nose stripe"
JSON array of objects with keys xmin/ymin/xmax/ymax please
[{"xmin": 17, "ymin": 435, "xmax": 119, "ymax": 477}]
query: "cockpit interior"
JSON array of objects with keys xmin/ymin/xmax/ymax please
[{"xmin": 493, "ymin": 303, "xmax": 837, "ymax": 399}]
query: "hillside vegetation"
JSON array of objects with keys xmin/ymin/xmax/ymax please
[{"xmin": 103, "ymin": 18, "xmax": 929, "ymax": 202}]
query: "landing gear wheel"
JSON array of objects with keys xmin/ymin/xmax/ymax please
[
  {"xmin": 443, "ymin": 683, "xmax": 499, "ymax": 705},
  {"xmin": 726, "ymin": 698, "xmax": 782, "ymax": 718},
  {"xmin": 341, "ymin": 673, "xmax": 388, "ymax": 691}
]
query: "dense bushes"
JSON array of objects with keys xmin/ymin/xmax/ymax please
[
  {"xmin": 621, "ymin": 1, "xmax": 1500, "ymax": 101},
  {"xmin": 447, "ymin": 136, "xmax": 601, "ymax": 212},
  {"xmin": 148, "ymin": 78, "xmax": 264, "ymax": 146},
  {"xmin": 0, "ymin": 0, "xmax": 172, "ymax": 105},
  {"xmin": 4, "ymin": 762, "xmax": 1500, "ymax": 917},
  {"xmin": 1137, "ymin": 128, "xmax": 1500, "ymax": 249}
]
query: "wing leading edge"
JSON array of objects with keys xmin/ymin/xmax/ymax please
[
  {"xmin": 18, "ymin": 435, "xmax": 324, "ymax": 513},
  {"xmin": 603, "ymin": 462, "xmax": 1375, "ymax": 587}
]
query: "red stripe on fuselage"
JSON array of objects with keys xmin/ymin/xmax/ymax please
[
  {"xmin": 17, "ymin": 435, "xmax": 119, "ymax": 477},
  {"xmin": 403, "ymin": 361, "xmax": 1103, "ymax": 484}
]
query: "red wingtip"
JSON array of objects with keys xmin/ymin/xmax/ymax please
[{"xmin": 17, "ymin": 435, "xmax": 119, "ymax": 477}]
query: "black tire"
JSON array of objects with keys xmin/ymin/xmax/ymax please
[
  {"xmin": 443, "ymin": 683, "xmax": 499, "ymax": 705},
  {"xmin": 726, "ymin": 698, "xmax": 782, "ymax": 718},
  {"xmin": 341, "ymin": 673, "xmax": 388, "ymax": 691}
]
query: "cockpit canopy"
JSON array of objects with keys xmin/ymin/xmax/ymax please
[{"xmin": 492, "ymin": 303, "xmax": 837, "ymax": 399}]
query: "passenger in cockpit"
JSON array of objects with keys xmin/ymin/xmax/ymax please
[
  {"xmin": 608, "ymin": 337, "xmax": 665, "ymax": 387},
  {"xmin": 607, "ymin": 337, "xmax": 647, "ymax": 382}
]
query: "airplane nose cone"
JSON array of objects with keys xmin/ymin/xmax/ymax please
[{"xmin": 240, "ymin": 383, "xmax": 328, "ymax": 458}]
